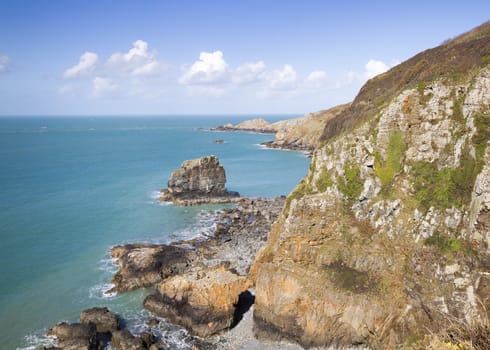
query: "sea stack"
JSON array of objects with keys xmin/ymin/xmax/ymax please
[{"xmin": 160, "ymin": 155, "xmax": 240, "ymax": 206}]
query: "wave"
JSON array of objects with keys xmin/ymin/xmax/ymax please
[
  {"xmin": 19, "ymin": 333, "xmax": 56, "ymax": 350},
  {"xmin": 88, "ymin": 283, "xmax": 117, "ymax": 300}
]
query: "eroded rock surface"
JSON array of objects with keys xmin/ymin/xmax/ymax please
[
  {"xmin": 144, "ymin": 265, "xmax": 252, "ymax": 337},
  {"xmin": 160, "ymin": 155, "xmax": 240, "ymax": 206},
  {"xmin": 109, "ymin": 243, "xmax": 197, "ymax": 293}
]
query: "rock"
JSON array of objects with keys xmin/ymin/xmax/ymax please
[
  {"xmin": 160, "ymin": 155, "xmax": 240, "ymax": 206},
  {"xmin": 147, "ymin": 318, "xmax": 159, "ymax": 327},
  {"xmin": 111, "ymin": 329, "xmax": 145, "ymax": 350},
  {"xmin": 47, "ymin": 322, "xmax": 96, "ymax": 350},
  {"xmin": 144, "ymin": 265, "xmax": 252, "ymax": 337},
  {"xmin": 80, "ymin": 307, "xmax": 119, "ymax": 333},
  {"xmin": 211, "ymin": 118, "xmax": 276, "ymax": 133},
  {"xmin": 110, "ymin": 243, "xmax": 197, "ymax": 293},
  {"xmin": 213, "ymin": 139, "xmax": 224, "ymax": 144}
]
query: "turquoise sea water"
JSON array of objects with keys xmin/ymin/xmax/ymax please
[{"xmin": 0, "ymin": 116, "xmax": 310, "ymax": 349}]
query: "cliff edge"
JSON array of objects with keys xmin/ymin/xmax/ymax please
[{"xmin": 251, "ymin": 22, "xmax": 490, "ymax": 349}]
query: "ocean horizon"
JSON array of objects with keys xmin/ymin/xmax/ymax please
[{"xmin": 0, "ymin": 116, "xmax": 309, "ymax": 349}]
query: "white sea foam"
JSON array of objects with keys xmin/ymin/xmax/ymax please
[
  {"xmin": 98, "ymin": 257, "xmax": 118, "ymax": 274},
  {"xmin": 19, "ymin": 333, "xmax": 56, "ymax": 350},
  {"xmin": 88, "ymin": 283, "xmax": 117, "ymax": 299}
]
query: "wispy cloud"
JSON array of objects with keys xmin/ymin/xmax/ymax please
[
  {"xmin": 107, "ymin": 40, "xmax": 164, "ymax": 77},
  {"xmin": 64, "ymin": 52, "xmax": 98, "ymax": 78},
  {"xmin": 0, "ymin": 54, "xmax": 10, "ymax": 75}
]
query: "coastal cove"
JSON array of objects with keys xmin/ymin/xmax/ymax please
[{"xmin": 0, "ymin": 116, "xmax": 309, "ymax": 350}]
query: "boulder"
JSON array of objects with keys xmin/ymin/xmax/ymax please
[
  {"xmin": 109, "ymin": 243, "xmax": 197, "ymax": 293},
  {"xmin": 47, "ymin": 322, "xmax": 96, "ymax": 350},
  {"xmin": 144, "ymin": 265, "xmax": 251, "ymax": 337},
  {"xmin": 160, "ymin": 155, "xmax": 240, "ymax": 206},
  {"xmin": 111, "ymin": 329, "xmax": 145, "ymax": 350},
  {"xmin": 80, "ymin": 307, "xmax": 119, "ymax": 333}
]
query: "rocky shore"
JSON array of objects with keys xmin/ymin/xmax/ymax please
[{"xmin": 44, "ymin": 197, "xmax": 285, "ymax": 349}]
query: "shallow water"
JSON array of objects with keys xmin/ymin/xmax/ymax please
[{"xmin": 0, "ymin": 116, "xmax": 309, "ymax": 349}]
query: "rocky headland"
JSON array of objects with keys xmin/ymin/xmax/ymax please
[
  {"xmin": 159, "ymin": 155, "xmax": 240, "ymax": 206},
  {"xmin": 43, "ymin": 22, "xmax": 490, "ymax": 350},
  {"xmin": 211, "ymin": 104, "xmax": 349, "ymax": 156}
]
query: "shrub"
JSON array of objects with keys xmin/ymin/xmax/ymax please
[{"xmin": 337, "ymin": 163, "xmax": 363, "ymax": 206}]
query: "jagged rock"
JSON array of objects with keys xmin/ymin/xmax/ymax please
[
  {"xmin": 80, "ymin": 307, "xmax": 119, "ymax": 333},
  {"xmin": 144, "ymin": 265, "xmax": 251, "ymax": 337},
  {"xmin": 160, "ymin": 155, "xmax": 240, "ymax": 206},
  {"xmin": 109, "ymin": 243, "xmax": 197, "ymax": 293},
  {"xmin": 111, "ymin": 329, "xmax": 145, "ymax": 350},
  {"xmin": 47, "ymin": 322, "xmax": 96, "ymax": 350}
]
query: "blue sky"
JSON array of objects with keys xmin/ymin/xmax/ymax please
[{"xmin": 0, "ymin": 1, "xmax": 488, "ymax": 116}]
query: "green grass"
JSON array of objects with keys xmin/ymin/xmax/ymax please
[
  {"xmin": 316, "ymin": 166, "xmax": 333, "ymax": 192},
  {"xmin": 337, "ymin": 163, "xmax": 363, "ymax": 206},
  {"xmin": 375, "ymin": 131, "xmax": 405, "ymax": 191}
]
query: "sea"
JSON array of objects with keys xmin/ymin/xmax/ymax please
[{"xmin": 0, "ymin": 116, "xmax": 310, "ymax": 349}]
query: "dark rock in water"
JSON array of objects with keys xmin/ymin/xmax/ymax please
[
  {"xmin": 213, "ymin": 139, "xmax": 224, "ymax": 144},
  {"xmin": 47, "ymin": 322, "xmax": 96, "ymax": 349},
  {"xmin": 111, "ymin": 329, "xmax": 145, "ymax": 350},
  {"xmin": 147, "ymin": 318, "xmax": 160, "ymax": 327},
  {"xmin": 159, "ymin": 155, "xmax": 240, "ymax": 206},
  {"xmin": 80, "ymin": 307, "xmax": 119, "ymax": 333},
  {"xmin": 109, "ymin": 243, "xmax": 197, "ymax": 293},
  {"xmin": 143, "ymin": 265, "xmax": 251, "ymax": 337}
]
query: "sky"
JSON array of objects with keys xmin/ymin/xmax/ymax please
[{"xmin": 0, "ymin": 1, "xmax": 489, "ymax": 116}]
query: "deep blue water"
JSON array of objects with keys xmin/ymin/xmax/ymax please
[{"xmin": 0, "ymin": 116, "xmax": 309, "ymax": 349}]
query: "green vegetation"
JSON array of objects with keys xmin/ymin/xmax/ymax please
[
  {"xmin": 375, "ymin": 131, "xmax": 405, "ymax": 191},
  {"xmin": 412, "ymin": 109, "xmax": 489, "ymax": 212},
  {"xmin": 337, "ymin": 163, "xmax": 363, "ymax": 206},
  {"xmin": 316, "ymin": 166, "xmax": 333, "ymax": 192},
  {"xmin": 424, "ymin": 232, "xmax": 475, "ymax": 261},
  {"xmin": 424, "ymin": 232, "xmax": 462, "ymax": 254},
  {"xmin": 284, "ymin": 178, "xmax": 312, "ymax": 215},
  {"xmin": 451, "ymin": 97, "xmax": 465, "ymax": 124}
]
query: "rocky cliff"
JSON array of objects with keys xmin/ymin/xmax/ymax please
[
  {"xmin": 160, "ymin": 155, "xmax": 240, "ymax": 206},
  {"xmin": 212, "ymin": 104, "xmax": 348, "ymax": 155},
  {"xmin": 252, "ymin": 23, "xmax": 490, "ymax": 349}
]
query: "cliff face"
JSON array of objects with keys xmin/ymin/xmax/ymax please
[{"xmin": 252, "ymin": 24, "xmax": 490, "ymax": 349}]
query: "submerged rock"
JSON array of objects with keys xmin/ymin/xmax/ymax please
[
  {"xmin": 144, "ymin": 265, "xmax": 252, "ymax": 337},
  {"xmin": 160, "ymin": 155, "xmax": 240, "ymax": 206}
]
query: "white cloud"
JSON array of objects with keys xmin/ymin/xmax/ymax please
[
  {"xmin": 304, "ymin": 70, "xmax": 328, "ymax": 88},
  {"xmin": 364, "ymin": 59, "xmax": 390, "ymax": 79},
  {"xmin": 92, "ymin": 77, "xmax": 117, "ymax": 97},
  {"xmin": 107, "ymin": 40, "xmax": 163, "ymax": 77},
  {"xmin": 265, "ymin": 64, "xmax": 298, "ymax": 90},
  {"xmin": 232, "ymin": 61, "xmax": 266, "ymax": 84},
  {"xmin": 64, "ymin": 52, "xmax": 98, "ymax": 78},
  {"xmin": 179, "ymin": 51, "xmax": 229, "ymax": 85},
  {"xmin": 0, "ymin": 54, "xmax": 9, "ymax": 74}
]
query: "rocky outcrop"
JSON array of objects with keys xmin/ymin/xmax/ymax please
[
  {"xmin": 109, "ymin": 198, "xmax": 283, "ymax": 293},
  {"xmin": 211, "ymin": 105, "xmax": 348, "ymax": 156},
  {"xmin": 160, "ymin": 155, "xmax": 240, "ymax": 206},
  {"xmin": 144, "ymin": 265, "xmax": 252, "ymax": 337},
  {"xmin": 251, "ymin": 25, "xmax": 490, "ymax": 349},
  {"xmin": 80, "ymin": 307, "xmax": 119, "ymax": 334},
  {"xmin": 109, "ymin": 243, "xmax": 197, "ymax": 293},
  {"xmin": 47, "ymin": 322, "xmax": 96, "ymax": 350},
  {"xmin": 211, "ymin": 118, "xmax": 276, "ymax": 133}
]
